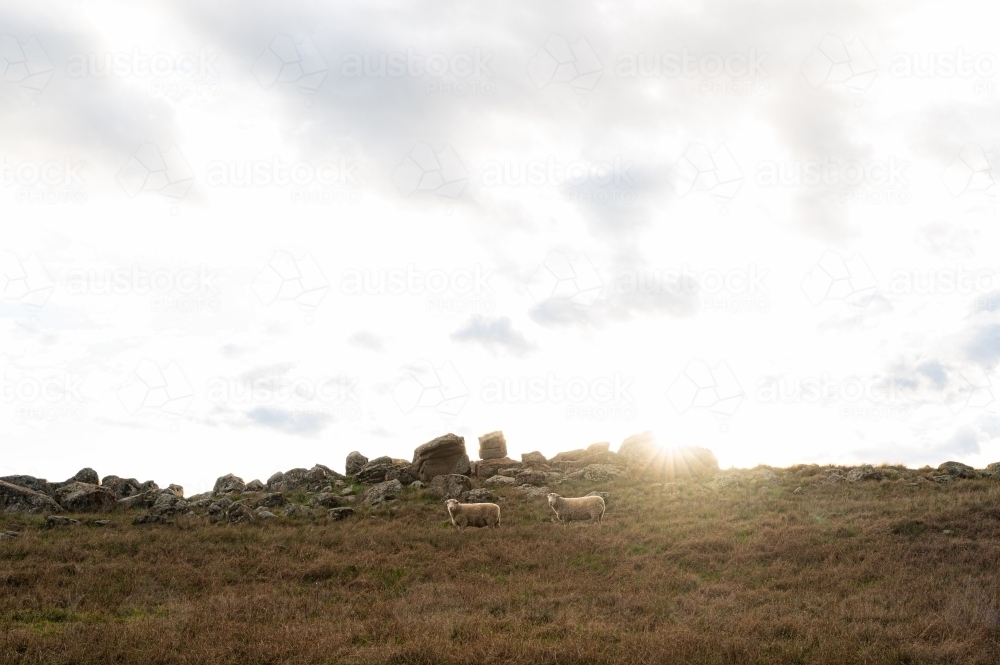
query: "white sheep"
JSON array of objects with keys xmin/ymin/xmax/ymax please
[
  {"xmin": 547, "ymin": 493, "xmax": 605, "ymax": 525},
  {"xmin": 444, "ymin": 498, "xmax": 500, "ymax": 530}
]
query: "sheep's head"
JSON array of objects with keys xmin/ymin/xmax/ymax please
[
  {"xmin": 546, "ymin": 493, "xmax": 560, "ymax": 506},
  {"xmin": 444, "ymin": 498, "xmax": 460, "ymax": 512}
]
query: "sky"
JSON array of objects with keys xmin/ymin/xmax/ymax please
[{"xmin": 2, "ymin": 0, "xmax": 1000, "ymax": 494}]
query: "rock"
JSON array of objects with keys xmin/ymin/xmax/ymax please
[
  {"xmin": 245, "ymin": 479, "xmax": 265, "ymax": 492},
  {"xmin": 328, "ymin": 507, "xmax": 355, "ymax": 521},
  {"xmin": 256, "ymin": 492, "xmax": 286, "ymax": 508},
  {"xmin": 334, "ymin": 479, "xmax": 346, "ymax": 488},
  {"xmin": 485, "ymin": 475, "xmax": 518, "ymax": 488},
  {"xmin": 91, "ymin": 520, "xmax": 110, "ymax": 527},
  {"xmin": 267, "ymin": 467, "xmax": 330, "ymax": 493},
  {"xmin": 147, "ymin": 490, "xmax": 189, "ymax": 516},
  {"xmin": 467, "ymin": 488, "xmax": 495, "ymax": 503},
  {"xmin": 518, "ymin": 485, "xmax": 550, "ymax": 497},
  {"xmin": 227, "ymin": 502, "xmax": 255, "ymax": 523},
  {"xmin": 478, "ymin": 431, "xmax": 508, "ymax": 460},
  {"xmin": 986, "ymin": 462, "xmax": 1000, "ymax": 474},
  {"xmin": 64, "ymin": 468, "xmax": 100, "ymax": 486},
  {"xmin": 190, "ymin": 498, "xmax": 214, "ymax": 510},
  {"xmin": 1, "ymin": 475, "xmax": 54, "ymax": 497},
  {"xmin": 214, "ymin": 474, "xmax": 246, "ymax": 495},
  {"xmin": 363, "ymin": 479, "xmax": 403, "ymax": 506},
  {"xmin": 550, "ymin": 449, "xmax": 587, "ymax": 463},
  {"xmin": 824, "ymin": 469, "xmax": 847, "ymax": 483},
  {"xmin": 567, "ymin": 464, "xmax": 629, "ymax": 483},
  {"xmin": 266, "ymin": 471, "xmax": 284, "ymax": 487},
  {"xmin": 0, "ymin": 531, "xmax": 21, "ymax": 539},
  {"xmin": 386, "ymin": 465, "xmax": 419, "ymax": 486},
  {"xmin": 346, "ymin": 452, "xmax": 369, "ymax": 476},
  {"xmin": 498, "ymin": 467, "xmax": 521, "ymax": 478},
  {"xmin": 166, "ymin": 484, "xmax": 183, "ymax": 497},
  {"xmin": 117, "ymin": 490, "xmax": 160, "ymax": 511},
  {"xmin": 206, "ymin": 503, "xmax": 223, "ymax": 517},
  {"xmin": 101, "ymin": 476, "xmax": 143, "ymax": 500},
  {"xmin": 410, "ymin": 481, "xmax": 425, "ymax": 490},
  {"xmin": 255, "ymin": 509, "xmax": 277, "ymax": 520},
  {"xmin": 521, "ymin": 451, "xmax": 548, "ymax": 466},
  {"xmin": 515, "ymin": 470, "xmax": 546, "ymax": 486},
  {"xmin": 429, "ymin": 474, "xmax": 472, "ymax": 500},
  {"xmin": 793, "ymin": 486, "xmax": 803, "ymax": 494},
  {"xmin": 412, "ymin": 433, "xmax": 469, "ymax": 482},
  {"xmin": 586, "ymin": 442, "xmax": 611, "ymax": 454},
  {"xmin": 282, "ymin": 504, "xmax": 310, "ymax": 518},
  {"xmin": 314, "ymin": 463, "xmax": 345, "ymax": 481},
  {"xmin": 133, "ymin": 514, "xmax": 171, "ymax": 525},
  {"xmin": 308, "ymin": 493, "xmax": 343, "ymax": 508},
  {"xmin": 585, "ymin": 490, "xmax": 611, "ymax": 501},
  {"xmin": 938, "ymin": 461, "xmax": 977, "ymax": 479},
  {"xmin": 991, "ymin": 471, "xmax": 1000, "ymax": 481},
  {"xmin": 846, "ymin": 465, "xmax": 885, "ymax": 482},
  {"xmin": 355, "ymin": 460, "xmax": 396, "ymax": 485},
  {"xmin": 933, "ymin": 475, "xmax": 953, "ymax": 484},
  {"xmin": 54, "ymin": 482, "xmax": 117, "ymax": 512},
  {"xmin": 475, "ymin": 458, "xmax": 521, "ymax": 479},
  {"xmin": 0, "ymin": 479, "xmax": 62, "ymax": 514},
  {"xmin": 45, "ymin": 515, "xmax": 80, "ymax": 528},
  {"xmin": 454, "ymin": 453, "xmax": 471, "ymax": 476},
  {"xmin": 216, "ymin": 497, "xmax": 233, "ymax": 509},
  {"xmin": 340, "ymin": 487, "xmax": 354, "ymax": 496},
  {"xmin": 617, "ymin": 431, "xmax": 659, "ymax": 462}
]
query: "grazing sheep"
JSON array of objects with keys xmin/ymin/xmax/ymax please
[
  {"xmin": 547, "ymin": 493, "xmax": 605, "ymax": 525},
  {"xmin": 444, "ymin": 498, "xmax": 500, "ymax": 531}
]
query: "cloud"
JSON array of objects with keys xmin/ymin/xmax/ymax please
[
  {"xmin": 348, "ymin": 330, "xmax": 385, "ymax": 352},
  {"xmin": 245, "ymin": 406, "xmax": 331, "ymax": 436},
  {"xmin": 450, "ymin": 315, "xmax": 534, "ymax": 356}
]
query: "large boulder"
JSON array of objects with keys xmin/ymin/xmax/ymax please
[
  {"xmin": 148, "ymin": 491, "xmax": 190, "ymax": 517},
  {"xmin": 256, "ymin": 492, "xmax": 286, "ymax": 508},
  {"xmin": 412, "ymin": 433, "xmax": 469, "ymax": 481},
  {"xmin": 245, "ymin": 479, "xmax": 265, "ymax": 492},
  {"xmin": 386, "ymin": 464, "xmax": 419, "ymax": 486},
  {"xmin": 515, "ymin": 470, "xmax": 547, "ymax": 486},
  {"xmin": 117, "ymin": 490, "xmax": 160, "ymax": 511},
  {"xmin": 478, "ymin": 431, "xmax": 507, "ymax": 460},
  {"xmin": 308, "ymin": 493, "xmax": 343, "ymax": 508},
  {"xmin": 101, "ymin": 476, "xmax": 143, "ymax": 500},
  {"xmin": 467, "ymin": 488, "xmax": 496, "ymax": 503},
  {"xmin": 0, "ymin": 479, "xmax": 62, "ymax": 514},
  {"xmin": 1, "ymin": 475, "xmax": 54, "ymax": 497},
  {"xmin": 484, "ymin": 475, "xmax": 518, "ymax": 488},
  {"xmin": 521, "ymin": 452, "xmax": 548, "ymax": 466},
  {"xmin": 269, "ymin": 465, "xmax": 332, "ymax": 492},
  {"xmin": 54, "ymin": 482, "xmax": 117, "ymax": 512},
  {"xmin": 617, "ymin": 431, "xmax": 659, "ymax": 463},
  {"xmin": 986, "ymin": 462, "xmax": 1000, "ymax": 474},
  {"xmin": 938, "ymin": 461, "xmax": 977, "ymax": 479},
  {"xmin": 473, "ymin": 457, "xmax": 521, "ymax": 479},
  {"xmin": 355, "ymin": 457, "xmax": 397, "ymax": 484},
  {"xmin": 362, "ymin": 479, "xmax": 402, "ymax": 506},
  {"xmin": 550, "ymin": 449, "xmax": 587, "ymax": 463},
  {"xmin": 214, "ymin": 474, "xmax": 246, "ymax": 494},
  {"xmin": 227, "ymin": 502, "xmax": 255, "ymax": 524},
  {"xmin": 586, "ymin": 441, "xmax": 611, "ymax": 455},
  {"xmin": 346, "ymin": 452, "xmax": 368, "ymax": 476},
  {"xmin": 618, "ymin": 432, "xmax": 719, "ymax": 481},
  {"xmin": 846, "ymin": 465, "xmax": 885, "ymax": 482},
  {"xmin": 429, "ymin": 474, "xmax": 472, "ymax": 500},
  {"xmin": 63, "ymin": 468, "xmax": 100, "ymax": 486}
]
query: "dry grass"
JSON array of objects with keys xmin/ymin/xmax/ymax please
[{"xmin": 2, "ymin": 468, "xmax": 1000, "ymax": 664}]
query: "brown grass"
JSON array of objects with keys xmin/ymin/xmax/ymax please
[{"xmin": 2, "ymin": 468, "xmax": 1000, "ymax": 664}]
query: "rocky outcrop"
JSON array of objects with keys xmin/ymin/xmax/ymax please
[
  {"xmin": 412, "ymin": 433, "xmax": 469, "ymax": 481},
  {"xmin": 148, "ymin": 490, "xmax": 190, "ymax": 517},
  {"xmin": 363, "ymin": 479, "xmax": 402, "ymax": 506},
  {"xmin": 214, "ymin": 474, "xmax": 246, "ymax": 495},
  {"xmin": 429, "ymin": 474, "xmax": 472, "ymax": 500},
  {"xmin": 478, "ymin": 431, "xmax": 507, "ymax": 460},
  {"xmin": 101, "ymin": 476, "xmax": 143, "ymax": 500},
  {"xmin": 473, "ymin": 457, "xmax": 521, "ymax": 479},
  {"xmin": 355, "ymin": 457, "xmax": 396, "ymax": 484},
  {"xmin": 0, "ymin": 479, "xmax": 62, "ymax": 514},
  {"xmin": 267, "ymin": 466, "xmax": 332, "ymax": 493},
  {"xmin": 521, "ymin": 452, "xmax": 548, "ymax": 466},
  {"xmin": 1, "ymin": 475, "xmax": 54, "ymax": 497},
  {"xmin": 938, "ymin": 461, "xmax": 977, "ymax": 479},
  {"xmin": 54, "ymin": 482, "xmax": 117, "ymax": 512},
  {"xmin": 346, "ymin": 452, "xmax": 368, "ymax": 476},
  {"xmin": 618, "ymin": 431, "xmax": 659, "ymax": 462},
  {"xmin": 586, "ymin": 442, "xmax": 611, "ymax": 455}
]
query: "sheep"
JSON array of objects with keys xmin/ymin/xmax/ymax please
[
  {"xmin": 444, "ymin": 498, "xmax": 500, "ymax": 531},
  {"xmin": 547, "ymin": 493, "xmax": 605, "ymax": 525}
]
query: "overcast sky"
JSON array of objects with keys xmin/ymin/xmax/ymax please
[{"xmin": 2, "ymin": 0, "xmax": 1000, "ymax": 493}]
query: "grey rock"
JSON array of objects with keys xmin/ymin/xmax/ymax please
[
  {"xmin": 340, "ymin": 487, "xmax": 354, "ymax": 496},
  {"xmin": 521, "ymin": 451, "xmax": 548, "ymax": 466},
  {"xmin": 473, "ymin": 457, "xmax": 521, "ymax": 479},
  {"xmin": 190, "ymin": 498, "xmax": 214, "ymax": 509},
  {"xmin": 567, "ymin": 464, "xmax": 629, "ymax": 483},
  {"xmin": 498, "ymin": 467, "xmax": 521, "ymax": 478},
  {"xmin": 846, "ymin": 465, "xmax": 885, "ymax": 482},
  {"xmin": 101, "ymin": 476, "xmax": 143, "ymax": 500},
  {"xmin": 429, "ymin": 474, "xmax": 472, "ymax": 500},
  {"xmin": 282, "ymin": 504, "xmax": 310, "ymax": 518},
  {"xmin": 328, "ymin": 507, "xmax": 355, "ymax": 521},
  {"xmin": 266, "ymin": 471, "xmax": 284, "ymax": 488},
  {"xmin": 133, "ymin": 514, "xmax": 172, "ymax": 525},
  {"xmin": 793, "ymin": 486, "xmax": 803, "ymax": 495},
  {"xmin": 45, "ymin": 515, "xmax": 80, "ymax": 528},
  {"xmin": 216, "ymin": 496, "xmax": 233, "ymax": 509},
  {"xmin": 938, "ymin": 461, "xmax": 977, "ymax": 479},
  {"xmin": 1, "ymin": 475, "xmax": 54, "ymax": 497},
  {"xmin": 515, "ymin": 470, "xmax": 547, "ymax": 486},
  {"xmin": 467, "ymin": 488, "xmax": 495, "ymax": 503},
  {"xmin": 54, "ymin": 482, "xmax": 117, "ymax": 512},
  {"xmin": 346, "ymin": 451, "xmax": 368, "ymax": 476},
  {"xmin": 308, "ymin": 492, "xmax": 343, "ymax": 508},
  {"xmin": 933, "ymin": 475, "xmax": 954, "ymax": 484},
  {"xmin": 0, "ymin": 479, "xmax": 62, "ymax": 514},
  {"xmin": 256, "ymin": 492, "xmax": 286, "ymax": 508},
  {"xmin": 986, "ymin": 462, "xmax": 1000, "ymax": 474},
  {"xmin": 64, "ymin": 468, "xmax": 99, "ymax": 486},
  {"xmin": 518, "ymin": 484, "xmax": 550, "ymax": 497},
  {"xmin": 0, "ymin": 531, "xmax": 21, "ymax": 539},
  {"xmin": 478, "ymin": 431, "xmax": 507, "ymax": 460},
  {"xmin": 412, "ymin": 433, "xmax": 469, "ymax": 481},
  {"xmin": 484, "ymin": 475, "xmax": 518, "ymax": 487},
  {"xmin": 245, "ymin": 479, "xmax": 265, "ymax": 492},
  {"xmin": 410, "ymin": 481, "xmax": 424, "ymax": 490},
  {"xmin": 167, "ymin": 484, "xmax": 184, "ymax": 497},
  {"xmin": 227, "ymin": 502, "xmax": 255, "ymax": 523},
  {"xmin": 116, "ymin": 490, "xmax": 160, "ymax": 511},
  {"xmin": 355, "ymin": 458, "xmax": 396, "ymax": 485},
  {"xmin": 362, "ymin": 479, "xmax": 403, "ymax": 506},
  {"xmin": 148, "ymin": 491, "xmax": 189, "ymax": 517},
  {"xmin": 386, "ymin": 465, "xmax": 419, "ymax": 486},
  {"xmin": 255, "ymin": 509, "xmax": 277, "ymax": 520},
  {"xmin": 214, "ymin": 474, "xmax": 246, "ymax": 494},
  {"xmin": 206, "ymin": 503, "xmax": 223, "ymax": 516}
]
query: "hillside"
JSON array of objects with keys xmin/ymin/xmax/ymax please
[{"xmin": 2, "ymin": 461, "xmax": 1000, "ymax": 665}]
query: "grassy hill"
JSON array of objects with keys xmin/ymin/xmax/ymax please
[{"xmin": 2, "ymin": 465, "xmax": 999, "ymax": 664}]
